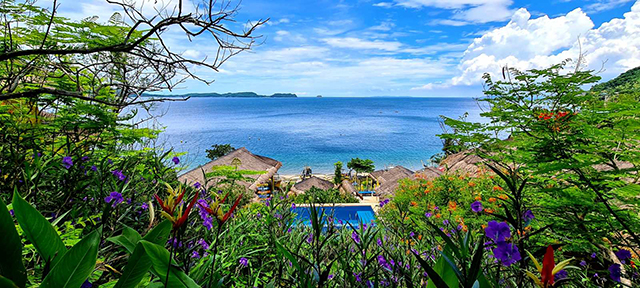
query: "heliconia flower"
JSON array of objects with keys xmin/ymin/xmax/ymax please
[
  {"xmin": 62, "ymin": 156, "xmax": 73, "ymax": 169},
  {"xmin": 198, "ymin": 192, "xmax": 242, "ymax": 226},
  {"xmin": 172, "ymin": 157, "xmax": 180, "ymax": 165},
  {"xmin": 155, "ymin": 183, "xmax": 199, "ymax": 230},
  {"xmin": 471, "ymin": 201, "xmax": 483, "ymax": 213},
  {"xmin": 525, "ymin": 245, "xmax": 574, "ymax": 288}
]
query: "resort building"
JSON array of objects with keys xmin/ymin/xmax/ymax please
[
  {"xmin": 178, "ymin": 147, "xmax": 282, "ymax": 195},
  {"xmin": 370, "ymin": 166, "xmax": 414, "ymax": 197},
  {"xmin": 290, "ymin": 176, "xmax": 334, "ymax": 195}
]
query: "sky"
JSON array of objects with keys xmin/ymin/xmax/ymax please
[{"xmin": 50, "ymin": 0, "xmax": 640, "ymax": 97}]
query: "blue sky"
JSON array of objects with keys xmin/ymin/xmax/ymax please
[{"xmin": 53, "ymin": 0, "xmax": 640, "ymax": 97}]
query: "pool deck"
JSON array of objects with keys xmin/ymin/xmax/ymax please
[{"xmin": 295, "ymin": 196, "xmax": 381, "ymax": 212}]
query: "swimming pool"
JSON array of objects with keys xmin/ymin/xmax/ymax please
[{"xmin": 291, "ymin": 205, "xmax": 376, "ymax": 228}]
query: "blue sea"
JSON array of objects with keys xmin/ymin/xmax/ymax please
[{"xmin": 149, "ymin": 97, "xmax": 483, "ymax": 174}]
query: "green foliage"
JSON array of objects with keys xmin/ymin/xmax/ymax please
[
  {"xmin": 591, "ymin": 66, "xmax": 640, "ymax": 93},
  {"xmin": 347, "ymin": 158, "xmax": 375, "ymax": 175},
  {"xmin": 0, "ymin": 198, "xmax": 26, "ymax": 287},
  {"xmin": 292, "ymin": 187, "xmax": 359, "ymax": 204},
  {"xmin": 205, "ymin": 144, "xmax": 235, "ymax": 161},
  {"xmin": 334, "ymin": 161, "xmax": 344, "ymax": 184},
  {"xmin": 40, "ymin": 228, "xmax": 101, "ymax": 288}
]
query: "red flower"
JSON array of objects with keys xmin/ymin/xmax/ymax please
[{"xmin": 541, "ymin": 245, "xmax": 555, "ymax": 287}]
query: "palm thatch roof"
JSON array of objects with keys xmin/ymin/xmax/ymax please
[
  {"xmin": 339, "ymin": 179, "xmax": 357, "ymax": 197},
  {"xmin": 372, "ymin": 166, "xmax": 414, "ymax": 197},
  {"xmin": 439, "ymin": 151, "xmax": 485, "ymax": 175},
  {"xmin": 178, "ymin": 147, "xmax": 282, "ymax": 191},
  {"xmin": 413, "ymin": 167, "xmax": 443, "ymax": 180},
  {"xmin": 290, "ymin": 176, "xmax": 335, "ymax": 194}
]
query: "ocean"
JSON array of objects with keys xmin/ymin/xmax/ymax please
[{"xmin": 147, "ymin": 97, "xmax": 483, "ymax": 174}]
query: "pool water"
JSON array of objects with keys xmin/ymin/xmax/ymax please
[{"xmin": 291, "ymin": 205, "xmax": 376, "ymax": 228}]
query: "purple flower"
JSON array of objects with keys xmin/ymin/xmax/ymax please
[
  {"xmin": 591, "ymin": 252, "xmax": 597, "ymax": 259},
  {"xmin": 377, "ymin": 238, "xmax": 383, "ymax": 247},
  {"xmin": 443, "ymin": 219, "xmax": 449, "ymax": 225},
  {"xmin": 378, "ymin": 255, "xmax": 391, "ymax": 270},
  {"xmin": 609, "ymin": 264, "xmax": 621, "ymax": 282},
  {"xmin": 111, "ymin": 170, "xmax": 126, "ymax": 181},
  {"xmin": 554, "ymin": 269, "xmax": 568, "ymax": 281},
  {"xmin": 291, "ymin": 203, "xmax": 296, "ymax": 209},
  {"xmin": 81, "ymin": 280, "xmax": 92, "ymax": 288},
  {"xmin": 141, "ymin": 202, "xmax": 148, "ymax": 210},
  {"xmin": 198, "ymin": 238, "xmax": 210, "ymax": 250},
  {"xmin": 81, "ymin": 156, "xmax": 89, "ymax": 162},
  {"xmin": 379, "ymin": 198, "xmax": 390, "ymax": 208},
  {"xmin": 126, "ymin": 198, "xmax": 131, "ymax": 205},
  {"xmin": 492, "ymin": 242, "xmax": 521, "ymax": 266},
  {"xmin": 353, "ymin": 272, "xmax": 362, "ymax": 282},
  {"xmin": 104, "ymin": 191, "xmax": 124, "ymax": 207},
  {"xmin": 62, "ymin": 156, "xmax": 73, "ymax": 169},
  {"xmin": 107, "ymin": 159, "xmax": 113, "ymax": 165},
  {"xmin": 239, "ymin": 257, "xmax": 249, "ymax": 267},
  {"xmin": 306, "ymin": 233, "xmax": 313, "ymax": 244},
  {"xmin": 471, "ymin": 201, "xmax": 483, "ymax": 213},
  {"xmin": 193, "ymin": 182, "xmax": 202, "ymax": 189},
  {"xmin": 523, "ymin": 210, "xmax": 535, "ymax": 221},
  {"xmin": 265, "ymin": 198, "xmax": 270, "ymax": 207},
  {"xmin": 425, "ymin": 212, "xmax": 432, "ymax": 218},
  {"xmin": 191, "ymin": 251, "xmax": 200, "ymax": 259},
  {"xmin": 434, "ymin": 206, "xmax": 439, "ymax": 211},
  {"xmin": 90, "ymin": 165, "xmax": 97, "ymax": 171},
  {"xmin": 9, "ymin": 209, "xmax": 14, "ymax": 217},
  {"xmin": 172, "ymin": 157, "xmax": 180, "ymax": 165},
  {"xmin": 352, "ymin": 231, "xmax": 361, "ymax": 244},
  {"xmin": 328, "ymin": 274, "xmax": 334, "ymax": 280},
  {"xmin": 409, "ymin": 232, "xmax": 415, "ymax": 238},
  {"xmin": 256, "ymin": 212, "xmax": 262, "ymax": 219},
  {"xmin": 615, "ymin": 249, "xmax": 631, "ymax": 261},
  {"xmin": 580, "ymin": 260, "xmax": 587, "ymax": 267},
  {"xmin": 485, "ymin": 220, "xmax": 511, "ymax": 242}
]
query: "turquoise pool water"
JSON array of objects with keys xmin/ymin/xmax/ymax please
[{"xmin": 291, "ymin": 205, "xmax": 376, "ymax": 228}]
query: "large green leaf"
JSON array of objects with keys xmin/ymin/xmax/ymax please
[
  {"xmin": 114, "ymin": 221, "xmax": 172, "ymax": 288},
  {"xmin": 107, "ymin": 226, "xmax": 142, "ymax": 254},
  {"xmin": 0, "ymin": 198, "xmax": 26, "ymax": 288},
  {"xmin": 12, "ymin": 190, "xmax": 67, "ymax": 268},
  {"xmin": 139, "ymin": 241, "xmax": 200, "ymax": 288},
  {"xmin": 426, "ymin": 256, "xmax": 459, "ymax": 288},
  {"xmin": 40, "ymin": 228, "xmax": 101, "ymax": 288},
  {"xmin": 0, "ymin": 275, "xmax": 19, "ymax": 288}
]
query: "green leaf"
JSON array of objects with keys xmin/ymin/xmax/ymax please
[
  {"xmin": 275, "ymin": 241, "xmax": 302, "ymax": 273},
  {"xmin": 40, "ymin": 228, "xmax": 101, "ymax": 288},
  {"xmin": 12, "ymin": 190, "xmax": 67, "ymax": 268},
  {"xmin": 0, "ymin": 198, "xmax": 26, "ymax": 288},
  {"xmin": 139, "ymin": 241, "xmax": 200, "ymax": 288},
  {"xmin": 412, "ymin": 252, "xmax": 450, "ymax": 288},
  {"xmin": 426, "ymin": 256, "xmax": 459, "ymax": 288},
  {"xmin": 107, "ymin": 226, "xmax": 142, "ymax": 254},
  {"xmin": 0, "ymin": 275, "xmax": 19, "ymax": 288},
  {"xmin": 114, "ymin": 221, "xmax": 172, "ymax": 288},
  {"xmin": 466, "ymin": 241, "xmax": 484, "ymax": 288}
]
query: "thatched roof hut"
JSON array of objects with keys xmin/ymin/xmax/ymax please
[
  {"xmin": 178, "ymin": 147, "xmax": 282, "ymax": 192},
  {"xmin": 439, "ymin": 151, "xmax": 485, "ymax": 175},
  {"xmin": 372, "ymin": 166, "xmax": 414, "ymax": 197},
  {"xmin": 339, "ymin": 179, "xmax": 358, "ymax": 197},
  {"xmin": 413, "ymin": 167, "xmax": 443, "ymax": 180},
  {"xmin": 290, "ymin": 176, "xmax": 335, "ymax": 194}
]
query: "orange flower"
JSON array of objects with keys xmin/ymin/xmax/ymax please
[
  {"xmin": 424, "ymin": 189, "xmax": 430, "ymax": 194},
  {"xmin": 435, "ymin": 213, "xmax": 442, "ymax": 218},
  {"xmin": 474, "ymin": 195, "xmax": 482, "ymax": 201},
  {"xmin": 418, "ymin": 234, "xmax": 423, "ymax": 240},
  {"xmin": 484, "ymin": 208, "xmax": 494, "ymax": 213},
  {"xmin": 556, "ymin": 111, "xmax": 568, "ymax": 118},
  {"xmin": 498, "ymin": 194, "xmax": 508, "ymax": 200},
  {"xmin": 481, "ymin": 224, "xmax": 487, "ymax": 229},
  {"xmin": 410, "ymin": 201, "xmax": 417, "ymax": 206},
  {"xmin": 488, "ymin": 197, "xmax": 497, "ymax": 203},
  {"xmin": 448, "ymin": 201, "xmax": 457, "ymax": 211},
  {"xmin": 493, "ymin": 186, "xmax": 503, "ymax": 191},
  {"xmin": 468, "ymin": 182, "xmax": 476, "ymax": 187}
]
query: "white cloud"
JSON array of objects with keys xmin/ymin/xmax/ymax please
[
  {"xmin": 373, "ymin": 2, "xmax": 394, "ymax": 8},
  {"xmin": 450, "ymin": 1, "xmax": 640, "ymax": 85},
  {"xmin": 390, "ymin": 0, "xmax": 514, "ymax": 24},
  {"xmin": 584, "ymin": 0, "xmax": 634, "ymax": 13},
  {"xmin": 322, "ymin": 37, "xmax": 403, "ymax": 51},
  {"xmin": 370, "ymin": 21, "xmax": 396, "ymax": 31}
]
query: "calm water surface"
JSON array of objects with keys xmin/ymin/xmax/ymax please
[{"xmin": 149, "ymin": 97, "xmax": 483, "ymax": 174}]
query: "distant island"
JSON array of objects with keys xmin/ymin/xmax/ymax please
[{"xmin": 143, "ymin": 92, "xmax": 297, "ymax": 98}]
